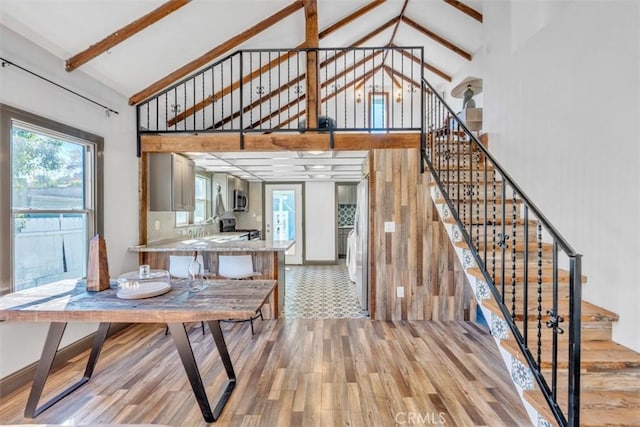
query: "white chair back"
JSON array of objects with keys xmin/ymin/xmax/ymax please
[
  {"xmin": 169, "ymin": 254, "xmax": 204, "ymax": 279},
  {"xmin": 218, "ymin": 255, "xmax": 260, "ymax": 279}
]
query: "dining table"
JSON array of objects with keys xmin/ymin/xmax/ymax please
[{"xmin": 0, "ymin": 278, "xmax": 275, "ymax": 422}]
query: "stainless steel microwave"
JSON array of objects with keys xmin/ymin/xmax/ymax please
[{"xmin": 233, "ymin": 190, "xmax": 248, "ymax": 212}]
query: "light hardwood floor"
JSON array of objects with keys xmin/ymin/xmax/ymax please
[{"xmin": 0, "ymin": 320, "xmax": 530, "ymax": 426}]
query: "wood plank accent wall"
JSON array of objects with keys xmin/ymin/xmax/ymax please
[{"xmin": 370, "ymin": 148, "xmax": 475, "ymax": 321}]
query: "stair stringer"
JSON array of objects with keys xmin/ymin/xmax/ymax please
[{"xmin": 429, "ymin": 183, "xmax": 554, "ymax": 427}]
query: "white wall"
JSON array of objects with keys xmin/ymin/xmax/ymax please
[
  {"xmin": 304, "ymin": 181, "xmax": 336, "ymax": 262},
  {"xmin": 482, "ymin": 1, "xmax": 640, "ymax": 351},
  {"xmin": 0, "ymin": 25, "xmax": 139, "ymax": 376}
]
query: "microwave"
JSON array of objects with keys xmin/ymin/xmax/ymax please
[{"xmin": 233, "ymin": 190, "xmax": 248, "ymax": 212}]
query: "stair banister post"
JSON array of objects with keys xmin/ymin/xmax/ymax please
[{"xmin": 568, "ymin": 254, "xmax": 582, "ymax": 426}]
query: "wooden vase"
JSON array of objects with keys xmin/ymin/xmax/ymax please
[{"xmin": 86, "ymin": 234, "xmax": 110, "ymax": 292}]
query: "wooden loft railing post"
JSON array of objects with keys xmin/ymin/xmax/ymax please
[{"xmin": 304, "ymin": 0, "xmax": 319, "ymax": 129}]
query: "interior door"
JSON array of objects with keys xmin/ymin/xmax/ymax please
[{"xmin": 265, "ymin": 184, "xmax": 303, "ymax": 265}]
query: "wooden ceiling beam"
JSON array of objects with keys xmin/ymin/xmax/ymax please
[
  {"xmin": 129, "ymin": 0, "xmax": 304, "ymax": 105},
  {"xmin": 213, "ymin": 74, "xmax": 306, "ymax": 130},
  {"xmin": 318, "ymin": 0, "xmax": 387, "ymax": 39},
  {"xmin": 443, "ymin": 0, "xmax": 483, "ymax": 23},
  {"xmin": 167, "ymin": 48, "xmax": 303, "ymax": 128},
  {"xmin": 167, "ymin": 1, "xmax": 388, "ymax": 127},
  {"xmin": 319, "ymin": 16, "xmax": 399, "ymax": 69},
  {"xmin": 65, "ymin": 0, "xmax": 191, "ymax": 72},
  {"xmin": 382, "ymin": 65, "xmax": 423, "ymax": 92},
  {"xmin": 389, "ymin": 43, "xmax": 452, "ymax": 82},
  {"xmin": 320, "ymin": 50, "xmax": 384, "ymax": 91},
  {"xmin": 401, "ymin": 15, "xmax": 472, "ymax": 60}
]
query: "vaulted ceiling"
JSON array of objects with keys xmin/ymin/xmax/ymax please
[{"xmin": 0, "ymin": 0, "xmax": 483, "ymax": 181}]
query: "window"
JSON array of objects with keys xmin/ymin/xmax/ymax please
[
  {"xmin": 194, "ymin": 175, "xmax": 209, "ymax": 223},
  {"xmin": 175, "ymin": 173, "xmax": 211, "ymax": 226},
  {"xmin": 1, "ymin": 104, "xmax": 103, "ymax": 293}
]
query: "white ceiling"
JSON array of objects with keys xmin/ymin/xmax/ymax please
[
  {"xmin": 0, "ymin": 0, "xmax": 483, "ymax": 182},
  {"xmin": 185, "ymin": 150, "xmax": 369, "ymax": 182}
]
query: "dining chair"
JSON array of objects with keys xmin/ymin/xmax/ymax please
[
  {"xmin": 217, "ymin": 254, "xmax": 263, "ymax": 334},
  {"xmin": 167, "ymin": 254, "xmax": 206, "ymax": 335}
]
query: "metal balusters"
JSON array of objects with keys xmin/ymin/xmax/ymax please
[
  {"xmin": 511, "ymin": 189, "xmax": 517, "ymax": 319},
  {"xmin": 219, "ymin": 64, "xmax": 224, "ymax": 129},
  {"xmin": 537, "ymin": 222, "xmax": 543, "ymax": 368},
  {"xmin": 500, "ymin": 181, "xmax": 507, "ymax": 302},
  {"xmin": 523, "ymin": 205, "xmax": 530, "ymax": 346},
  {"xmin": 550, "ymin": 241, "xmax": 560, "ymax": 401},
  {"xmin": 491, "ymin": 170, "xmax": 497, "ymax": 283}
]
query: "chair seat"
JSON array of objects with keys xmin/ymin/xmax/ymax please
[{"xmin": 218, "ymin": 271, "xmax": 261, "ymax": 280}]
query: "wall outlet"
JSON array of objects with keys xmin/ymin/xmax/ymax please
[
  {"xmin": 154, "ymin": 220, "xmax": 161, "ymax": 231},
  {"xmin": 384, "ymin": 221, "xmax": 395, "ymax": 233},
  {"xmin": 397, "ymin": 286, "xmax": 404, "ymax": 298}
]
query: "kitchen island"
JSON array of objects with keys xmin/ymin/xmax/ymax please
[{"xmin": 129, "ymin": 237, "xmax": 294, "ymax": 318}]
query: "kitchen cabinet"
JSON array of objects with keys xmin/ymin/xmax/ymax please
[{"xmin": 149, "ymin": 153, "xmax": 195, "ymax": 211}]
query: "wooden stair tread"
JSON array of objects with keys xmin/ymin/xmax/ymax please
[
  {"xmin": 455, "ymin": 239, "xmax": 554, "ymax": 253},
  {"xmin": 466, "ymin": 265, "xmax": 587, "ymax": 284},
  {"xmin": 444, "ymin": 216, "xmax": 532, "ymax": 225},
  {"xmin": 524, "ymin": 388, "xmax": 640, "ymax": 426},
  {"xmin": 501, "ymin": 338, "xmax": 640, "ymax": 369},
  {"xmin": 547, "ymin": 369, "xmax": 640, "ymax": 391},
  {"xmin": 482, "ymin": 295, "xmax": 618, "ymax": 322}
]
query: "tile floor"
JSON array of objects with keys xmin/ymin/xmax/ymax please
[{"xmin": 283, "ymin": 261, "xmax": 369, "ymax": 319}]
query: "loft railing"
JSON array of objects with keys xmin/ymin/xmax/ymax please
[
  {"xmin": 137, "ymin": 46, "xmax": 425, "ymax": 139},
  {"xmin": 422, "ymin": 78, "xmax": 582, "ymax": 426}
]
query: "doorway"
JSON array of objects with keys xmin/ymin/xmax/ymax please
[
  {"xmin": 264, "ymin": 183, "xmax": 303, "ymax": 265},
  {"xmin": 368, "ymin": 91, "xmax": 389, "ymax": 131}
]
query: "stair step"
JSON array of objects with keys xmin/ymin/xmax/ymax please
[
  {"xmin": 482, "ymin": 296, "xmax": 617, "ymax": 323},
  {"xmin": 524, "ymin": 388, "xmax": 640, "ymax": 427},
  {"xmin": 466, "ymin": 265, "xmax": 586, "ymax": 285},
  {"xmin": 547, "ymin": 368, "xmax": 640, "ymax": 391},
  {"xmin": 501, "ymin": 338, "xmax": 640, "ymax": 370},
  {"xmin": 444, "ymin": 216, "xmax": 530, "ymax": 226},
  {"xmin": 455, "ymin": 239, "xmax": 554, "ymax": 254},
  {"xmin": 526, "ymin": 321, "xmax": 613, "ymax": 342}
]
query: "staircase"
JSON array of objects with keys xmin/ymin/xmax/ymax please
[{"xmin": 423, "ymin": 80, "xmax": 640, "ymax": 426}]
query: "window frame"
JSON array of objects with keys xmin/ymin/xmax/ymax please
[
  {"xmin": 0, "ymin": 104, "xmax": 104, "ymax": 294},
  {"xmin": 175, "ymin": 172, "xmax": 212, "ymax": 226}
]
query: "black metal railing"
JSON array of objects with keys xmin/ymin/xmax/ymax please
[
  {"xmin": 422, "ymin": 78, "xmax": 582, "ymax": 426},
  {"xmin": 137, "ymin": 46, "xmax": 424, "ymax": 137}
]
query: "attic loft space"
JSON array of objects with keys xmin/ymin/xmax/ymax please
[{"xmin": 136, "ymin": 46, "xmax": 428, "ymax": 137}]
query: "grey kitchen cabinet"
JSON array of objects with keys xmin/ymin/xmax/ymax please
[{"xmin": 149, "ymin": 153, "xmax": 195, "ymax": 211}]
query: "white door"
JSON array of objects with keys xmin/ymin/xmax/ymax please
[{"xmin": 265, "ymin": 184, "xmax": 303, "ymax": 265}]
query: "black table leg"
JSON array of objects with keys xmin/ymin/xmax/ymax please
[
  {"xmin": 167, "ymin": 321, "xmax": 236, "ymax": 422},
  {"xmin": 25, "ymin": 322, "xmax": 111, "ymax": 418}
]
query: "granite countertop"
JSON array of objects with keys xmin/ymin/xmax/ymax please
[{"xmin": 129, "ymin": 235, "xmax": 295, "ymax": 253}]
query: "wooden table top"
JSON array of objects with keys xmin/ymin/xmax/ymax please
[{"xmin": 0, "ymin": 279, "xmax": 275, "ymax": 324}]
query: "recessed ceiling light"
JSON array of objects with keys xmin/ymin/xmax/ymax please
[
  {"xmin": 308, "ymin": 151, "xmax": 324, "ymax": 155},
  {"xmin": 310, "ymin": 165, "xmax": 328, "ymax": 169}
]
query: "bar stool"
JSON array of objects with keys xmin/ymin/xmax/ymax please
[
  {"xmin": 218, "ymin": 254, "xmax": 263, "ymax": 334},
  {"xmin": 167, "ymin": 254, "xmax": 206, "ymax": 335}
]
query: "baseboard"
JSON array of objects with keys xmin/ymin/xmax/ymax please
[{"xmin": 0, "ymin": 323, "xmax": 130, "ymax": 399}]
